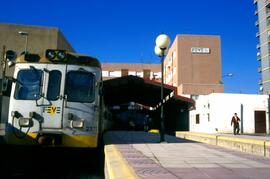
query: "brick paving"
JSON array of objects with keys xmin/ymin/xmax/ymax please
[{"xmin": 104, "ymin": 131, "xmax": 270, "ymax": 179}]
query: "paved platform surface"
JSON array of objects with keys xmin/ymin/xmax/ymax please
[{"xmin": 104, "ymin": 131, "xmax": 270, "ymax": 179}]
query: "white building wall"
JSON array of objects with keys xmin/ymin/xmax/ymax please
[{"xmin": 190, "ymin": 93, "xmax": 269, "ymax": 134}]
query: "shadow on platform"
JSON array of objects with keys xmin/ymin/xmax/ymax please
[{"xmin": 103, "ymin": 131, "xmax": 198, "ymax": 145}]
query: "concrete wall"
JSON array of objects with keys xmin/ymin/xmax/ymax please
[
  {"xmin": 101, "ymin": 63, "xmax": 161, "ymax": 81},
  {"xmin": 0, "ymin": 23, "xmax": 74, "ymax": 77},
  {"xmin": 164, "ymin": 35, "xmax": 224, "ymax": 95},
  {"xmin": 176, "ymin": 131, "xmax": 270, "ymax": 158},
  {"xmin": 190, "ymin": 93, "xmax": 269, "ymax": 134}
]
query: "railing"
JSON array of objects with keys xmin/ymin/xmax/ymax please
[
  {"xmin": 258, "ymin": 66, "xmax": 262, "ymax": 73},
  {"xmin": 254, "ymin": 9, "xmax": 258, "ymax": 16},
  {"xmin": 255, "ymin": 20, "xmax": 259, "ymax": 27},
  {"xmin": 266, "ymin": 0, "xmax": 270, "ymax": 7},
  {"xmin": 257, "ymin": 54, "xmax": 261, "ymax": 61},
  {"xmin": 258, "ymin": 79, "xmax": 262, "ymax": 85}
]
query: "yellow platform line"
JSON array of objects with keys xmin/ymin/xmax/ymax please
[
  {"xmin": 176, "ymin": 131, "xmax": 266, "ymax": 145},
  {"xmin": 105, "ymin": 144, "xmax": 139, "ymax": 179}
]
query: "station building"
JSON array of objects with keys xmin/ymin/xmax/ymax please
[{"xmin": 190, "ymin": 93, "xmax": 269, "ymax": 134}]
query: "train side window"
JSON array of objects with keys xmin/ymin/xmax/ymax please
[
  {"xmin": 14, "ymin": 69, "xmax": 43, "ymax": 100},
  {"xmin": 47, "ymin": 70, "xmax": 62, "ymax": 100},
  {"xmin": 65, "ymin": 71, "xmax": 95, "ymax": 103}
]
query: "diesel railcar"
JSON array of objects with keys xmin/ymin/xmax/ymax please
[{"xmin": 3, "ymin": 49, "xmax": 105, "ymax": 148}]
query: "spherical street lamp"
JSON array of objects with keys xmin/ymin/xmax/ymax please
[{"xmin": 154, "ymin": 33, "xmax": 171, "ymax": 142}]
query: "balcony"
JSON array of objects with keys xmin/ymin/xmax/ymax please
[
  {"xmin": 266, "ymin": 0, "xmax": 270, "ymax": 7},
  {"xmin": 258, "ymin": 79, "xmax": 262, "ymax": 85},
  {"xmin": 267, "ymin": 11, "xmax": 270, "ymax": 18},
  {"xmin": 254, "ymin": 0, "xmax": 257, "ymax": 4},
  {"xmin": 255, "ymin": 20, "xmax": 259, "ymax": 27},
  {"xmin": 256, "ymin": 43, "xmax": 260, "ymax": 49},
  {"xmin": 258, "ymin": 66, "xmax": 262, "ymax": 73},
  {"xmin": 256, "ymin": 32, "xmax": 260, "ymax": 37},
  {"xmin": 257, "ymin": 54, "xmax": 261, "ymax": 61},
  {"xmin": 254, "ymin": 9, "xmax": 258, "ymax": 16}
]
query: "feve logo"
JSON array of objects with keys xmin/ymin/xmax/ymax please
[{"xmin": 45, "ymin": 105, "xmax": 61, "ymax": 116}]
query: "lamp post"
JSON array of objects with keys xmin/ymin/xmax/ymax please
[
  {"xmin": 220, "ymin": 73, "xmax": 233, "ymax": 85},
  {"xmin": 154, "ymin": 33, "xmax": 171, "ymax": 142},
  {"xmin": 222, "ymin": 73, "xmax": 233, "ymax": 78},
  {"xmin": 18, "ymin": 31, "xmax": 29, "ymax": 55}
]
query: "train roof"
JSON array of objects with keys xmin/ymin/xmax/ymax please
[{"xmin": 15, "ymin": 49, "xmax": 101, "ymax": 68}]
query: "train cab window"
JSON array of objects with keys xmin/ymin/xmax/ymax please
[
  {"xmin": 65, "ymin": 71, "xmax": 95, "ymax": 103},
  {"xmin": 47, "ymin": 70, "xmax": 62, "ymax": 100},
  {"xmin": 14, "ymin": 69, "xmax": 43, "ymax": 100}
]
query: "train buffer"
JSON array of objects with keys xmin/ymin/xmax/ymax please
[{"xmin": 104, "ymin": 131, "xmax": 270, "ymax": 179}]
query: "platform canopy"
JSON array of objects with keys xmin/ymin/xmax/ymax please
[{"xmin": 102, "ymin": 75, "xmax": 194, "ymax": 110}]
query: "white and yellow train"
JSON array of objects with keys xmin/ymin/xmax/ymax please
[{"xmin": 2, "ymin": 49, "xmax": 108, "ymax": 148}]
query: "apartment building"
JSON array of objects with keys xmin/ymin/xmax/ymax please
[{"xmin": 254, "ymin": 0, "xmax": 270, "ymax": 94}]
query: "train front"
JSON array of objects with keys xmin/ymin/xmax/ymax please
[{"xmin": 4, "ymin": 49, "xmax": 102, "ymax": 148}]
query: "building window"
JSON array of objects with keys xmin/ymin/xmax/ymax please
[
  {"xmin": 121, "ymin": 69, "xmax": 128, "ymax": 76},
  {"xmin": 267, "ymin": 17, "xmax": 270, "ymax": 26},
  {"xmin": 109, "ymin": 71, "xmax": 121, "ymax": 77},
  {"xmin": 135, "ymin": 71, "xmax": 143, "ymax": 77},
  {"xmin": 172, "ymin": 50, "xmax": 176, "ymax": 60},
  {"xmin": 102, "ymin": 71, "xmax": 109, "ymax": 77},
  {"xmin": 109, "ymin": 71, "xmax": 114, "ymax": 77},
  {"xmin": 153, "ymin": 72, "xmax": 161, "ymax": 80},
  {"xmin": 196, "ymin": 114, "xmax": 200, "ymax": 124},
  {"xmin": 207, "ymin": 113, "xmax": 210, "ymax": 122},
  {"xmin": 143, "ymin": 69, "xmax": 151, "ymax": 79}
]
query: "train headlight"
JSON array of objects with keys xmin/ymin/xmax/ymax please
[
  {"xmin": 18, "ymin": 117, "xmax": 33, "ymax": 128},
  {"xmin": 46, "ymin": 50, "xmax": 56, "ymax": 60},
  {"xmin": 57, "ymin": 51, "xmax": 67, "ymax": 61},
  {"xmin": 70, "ymin": 120, "xmax": 84, "ymax": 128}
]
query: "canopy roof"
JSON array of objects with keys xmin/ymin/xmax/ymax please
[{"xmin": 103, "ymin": 75, "xmax": 194, "ymax": 109}]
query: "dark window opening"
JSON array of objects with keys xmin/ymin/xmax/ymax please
[
  {"xmin": 196, "ymin": 114, "xmax": 200, "ymax": 124},
  {"xmin": 65, "ymin": 71, "xmax": 95, "ymax": 103},
  {"xmin": 121, "ymin": 69, "xmax": 129, "ymax": 76},
  {"xmin": 143, "ymin": 69, "xmax": 151, "ymax": 79},
  {"xmin": 47, "ymin": 70, "xmax": 62, "ymax": 101}
]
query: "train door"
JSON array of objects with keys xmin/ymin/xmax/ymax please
[
  {"xmin": 41, "ymin": 65, "xmax": 66, "ymax": 129},
  {"xmin": 63, "ymin": 66, "xmax": 99, "ymax": 135}
]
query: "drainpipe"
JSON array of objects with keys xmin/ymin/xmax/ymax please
[
  {"xmin": 0, "ymin": 45, "xmax": 5, "ymax": 123},
  {"xmin": 241, "ymin": 103, "xmax": 243, "ymax": 134},
  {"xmin": 268, "ymin": 95, "xmax": 270, "ymax": 134}
]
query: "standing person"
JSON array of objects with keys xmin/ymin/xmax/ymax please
[{"xmin": 231, "ymin": 113, "xmax": 241, "ymax": 135}]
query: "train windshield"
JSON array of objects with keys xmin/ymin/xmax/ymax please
[
  {"xmin": 65, "ymin": 71, "xmax": 95, "ymax": 103},
  {"xmin": 47, "ymin": 70, "xmax": 62, "ymax": 100},
  {"xmin": 14, "ymin": 69, "xmax": 43, "ymax": 100}
]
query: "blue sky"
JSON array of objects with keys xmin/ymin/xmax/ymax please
[{"xmin": 0, "ymin": 0, "xmax": 259, "ymax": 94}]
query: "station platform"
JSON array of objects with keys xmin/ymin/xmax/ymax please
[{"xmin": 104, "ymin": 131, "xmax": 270, "ymax": 179}]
